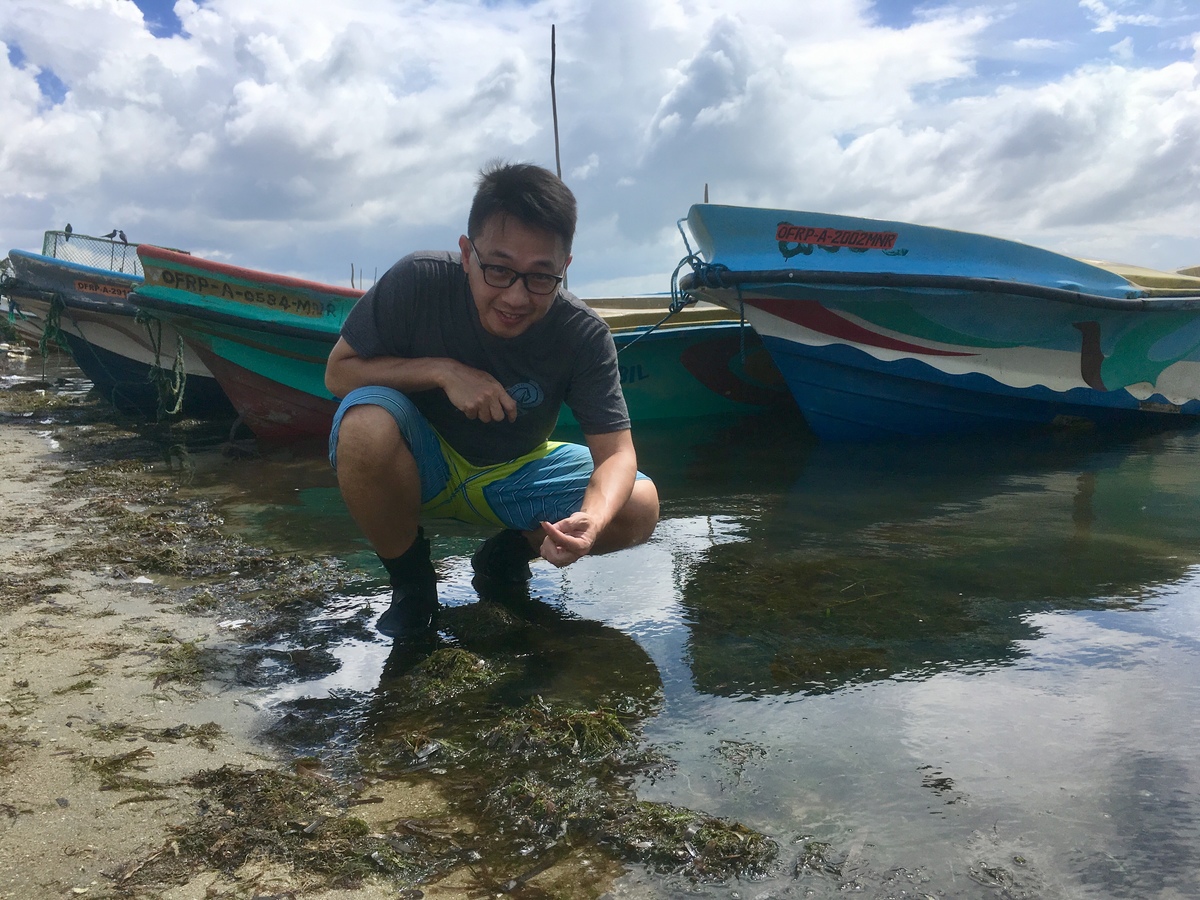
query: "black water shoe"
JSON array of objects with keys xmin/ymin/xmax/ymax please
[
  {"xmin": 471, "ymin": 528, "xmax": 539, "ymax": 584},
  {"xmin": 377, "ymin": 529, "xmax": 438, "ymax": 639}
]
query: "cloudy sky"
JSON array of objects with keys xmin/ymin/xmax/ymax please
[{"xmin": 2, "ymin": 0, "xmax": 1198, "ymax": 296}]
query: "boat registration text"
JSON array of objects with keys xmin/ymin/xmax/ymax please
[
  {"xmin": 149, "ymin": 269, "xmax": 338, "ymax": 318},
  {"xmin": 775, "ymin": 223, "xmax": 899, "ymax": 251},
  {"xmin": 74, "ymin": 280, "xmax": 130, "ymax": 299}
]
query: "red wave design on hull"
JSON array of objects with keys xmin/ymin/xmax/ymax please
[{"xmin": 747, "ymin": 297, "xmax": 976, "ymax": 358}]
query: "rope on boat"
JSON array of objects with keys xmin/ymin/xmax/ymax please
[
  {"xmin": 616, "ymin": 254, "xmax": 708, "ymax": 355},
  {"xmin": 642, "ymin": 251, "xmax": 755, "ymax": 364},
  {"xmin": 5, "ymin": 299, "xmax": 32, "ymax": 328},
  {"xmin": 0, "ymin": 262, "xmax": 24, "ymax": 334},
  {"xmin": 38, "ymin": 293, "xmax": 71, "ymax": 359},
  {"xmin": 137, "ymin": 308, "xmax": 187, "ymax": 418},
  {"xmin": 665, "ymin": 219, "xmax": 755, "ymax": 362}
]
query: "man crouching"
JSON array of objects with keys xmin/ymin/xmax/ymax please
[{"xmin": 325, "ymin": 161, "xmax": 659, "ymax": 639}]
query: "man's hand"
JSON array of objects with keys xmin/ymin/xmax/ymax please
[
  {"xmin": 442, "ymin": 362, "xmax": 518, "ymax": 423},
  {"xmin": 325, "ymin": 339, "xmax": 517, "ymax": 425},
  {"xmin": 539, "ymin": 513, "xmax": 599, "ymax": 567}
]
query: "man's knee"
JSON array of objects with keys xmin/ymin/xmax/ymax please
[
  {"xmin": 597, "ymin": 478, "xmax": 659, "ymax": 553},
  {"xmin": 332, "ymin": 403, "xmax": 405, "ymax": 471},
  {"xmin": 624, "ymin": 478, "xmax": 660, "ymax": 544}
]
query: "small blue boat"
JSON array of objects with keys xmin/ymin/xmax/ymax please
[
  {"xmin": 4, "ymin": 232, "xmax": 233, "ymax": 417},
  {"xmin": 680, "ymin": 204, "xmax": 1200, "ymax": 441}
]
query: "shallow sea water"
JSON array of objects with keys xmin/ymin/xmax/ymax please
[
  {"xmin": 196, "ymin": 409, "xmax": 1200, "ymax": 899},
  {"xmin": 11, "ymin": 342, "xmax": 1197, "ymax": 899}
]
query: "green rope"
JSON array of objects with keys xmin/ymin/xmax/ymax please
[
  {"xmin": 38, "ymin": 293, "xmax": 71, "ymax": 359},
  {"xmin": 137, "ymin": 309, "xmax": 187, "ymax": 418}
]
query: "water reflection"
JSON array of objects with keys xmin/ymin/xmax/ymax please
[
  {"xmin": 656, "ymin": 426, "xmax": 1200, "ymax": 697},
  {"xmin": 190, "ymin": 409, "xmax": 1200, "ymax": 897},
  {"xmin": 214, "ymin": 413, "xmax": 1200, "ymax": 726}
]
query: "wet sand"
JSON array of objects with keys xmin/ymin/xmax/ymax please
[
  {"xmin": 0, "ymin": 396, "xmax": 621, "ymax": 899},
  {"xmin": 0, "ymin": 413, "xmax": 468, "ymax": 898},
  {"xmin": 0, "ymin": 424, "xmax": 260, "ymax": 896}
]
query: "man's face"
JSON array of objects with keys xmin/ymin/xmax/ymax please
[{"xmin": 459, "ymin": 214, "xmax": 571, "ymax": 339}]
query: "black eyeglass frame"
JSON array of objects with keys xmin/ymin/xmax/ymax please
[{"xmin": 468, "ymin": 239, "xmax": 566, "ymax": 296}]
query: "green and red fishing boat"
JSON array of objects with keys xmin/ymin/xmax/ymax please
[{"xmin": 132, "ymin": 246, "xmax": 790, "ymax": 441}]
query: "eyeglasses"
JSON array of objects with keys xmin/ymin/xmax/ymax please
[{"xmin": 469, "ymin": 239, "xmax": 565, "ymax": 296}]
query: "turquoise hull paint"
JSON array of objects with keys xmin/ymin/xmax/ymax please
[
  {"xmin": 682, "ymin": 204, "xmax": 1200, "ymax": 441},
  {"xmin": 134, "ymin": 245, "xmax": 791, "ymax": 441},
  {"xmin": 561, "ymin": 322, "xmax": 788, "ymax": 427}
]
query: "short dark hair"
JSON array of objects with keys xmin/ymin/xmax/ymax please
[{"xmin": 467, "ymin": 161, "xmax": 577, "ymax": 255}]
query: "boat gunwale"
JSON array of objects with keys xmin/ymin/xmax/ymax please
[
  {"xmin": 3, "ymin": 284, "xmax": 132, "ymax": 316},
  {"xmin": 130, "ymin": 292, "xmax": 340, "ymax": 343},
  {"xmin": 137, "ymin": 245, "xmax": 364, "ymax": 300},
  {"xmin": 681, "ymin": 268, "xmax": 1200, "ymax": 312},
  {"xmin": 8, "ymin": 248, "xmax": 145, "ymax": 285},
  {"xmin": 131, "ymin": 291, "xmax": 757, "ymax": 345}
]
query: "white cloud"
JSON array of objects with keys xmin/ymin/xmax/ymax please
[
  {"xmin": 0, "ymin": 0, "xmax": 1198, "ymax": 294},
  {"xmin": 1079, "ymin": 0, "xmax": 1162, "ymax": 34},
  {"xmin": 1012, "ymin": 37, "xmax": 1072, "ymax": 51}
]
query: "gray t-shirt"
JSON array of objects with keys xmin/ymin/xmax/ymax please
[{"xmin": 340, "ymin": 251, "xmax": 630, "ymax": 466}]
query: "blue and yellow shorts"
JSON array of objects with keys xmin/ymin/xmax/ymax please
[{"xmin": 329, "ymin": 386, "xmax": 643, "ymax": 531}]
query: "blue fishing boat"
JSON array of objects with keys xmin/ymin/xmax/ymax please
[
  {"xmin": 131, "ymin": 245, "xmax": 790, "ymax": 441},
  {"xmin": 679, "ymin": 204, "xmax": 1200, "ymax": 441},
  {"xmin": 4, "ymin": 232, "xmax": 232, "ymax": 417}
]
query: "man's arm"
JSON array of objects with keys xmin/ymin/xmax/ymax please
[
  {"xmin": 539, "ymin": 429, "xmax": 639, "ymax": 567},
  {"xmin": 325, "ymin": 337, "xmax": 517, "ymax": 423}
]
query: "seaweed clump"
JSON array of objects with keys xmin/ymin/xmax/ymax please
[
  {"xmin": 405, "ymin": 647, "xmax": 499, "ymax": 705},
  {"xmin": 484, "ymin": 695, "xmax": 632, "ymax": 758},
  {"xmin": 490, "ymin": 774, "xmax": 776, "ymax": 881},
  {"xmin": 40, "ymin": 457, "xmax": 354, "ymax": 641},
  {"xmin": 114, "ymin": 765, "xmax": 463, "ymax": 894},
  {"xmin": 0, "ymin": 722, "xmax": 36, "ymax": 775},
  {"xmin": 472, "ymin": 696, "xmax": 777, "ymax": 883}
]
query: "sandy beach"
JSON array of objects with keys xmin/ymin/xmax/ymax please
[
  {"xmin": 0, "ymin": 422, "xmax": 267, "ymax": 897},
  {"xmin": 0, "ymin": 368, "xmax": 631, "ymax": 899},
  {"xmin": 0, "ymin": 385, "xmax": 480, "ymax": 898},
  {"xmin": 0, "ymin": 418, "xmax": 464, "ymax": 899}
]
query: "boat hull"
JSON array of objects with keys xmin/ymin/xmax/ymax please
[
  {"xmin": 682, "ymin": 204, "xmax": 1200, "ymax": 441},
  {"xmin": 5, "ymin": 250, "xmax": 232, "ymax": 417},
  {"xmin": 761, "ymin": 333, "xmax": 1196, "ymax": 441},
  {"xmin": 136, "ymin": 308, "xmax": 342, "ymax": 441},
  {"xmin": 1, "ymin": 295, "xmax": 48, "ymax": 348},
  {"xmin": 133, "ymin": 245, "xmax": 361, "ymax": 440}
]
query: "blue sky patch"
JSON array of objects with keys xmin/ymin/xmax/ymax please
[
  {"xmin": 7, "ymin": 42, "xmax": 67, "ymax": 106},
  {"xmin": 131, "ymin": 0, "xmax": 184, "ymax": 38}
]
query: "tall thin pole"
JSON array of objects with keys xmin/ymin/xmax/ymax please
[
  {"xmin": 551, "ymin": 24, "xmax": 566, "ymax": 290},
  {"xmin": 551, "ymin": 25, "xmax": 561, "ymax": 180}
]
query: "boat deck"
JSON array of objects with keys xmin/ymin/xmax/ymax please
[{"xmin": 1084, "ymin": 260, "xmax": 1200, "ymax": 296}]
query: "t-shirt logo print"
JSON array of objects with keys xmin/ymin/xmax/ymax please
[{"xmin": 507, "ymin": 381, "xmax": 544, "ymax": 413}]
